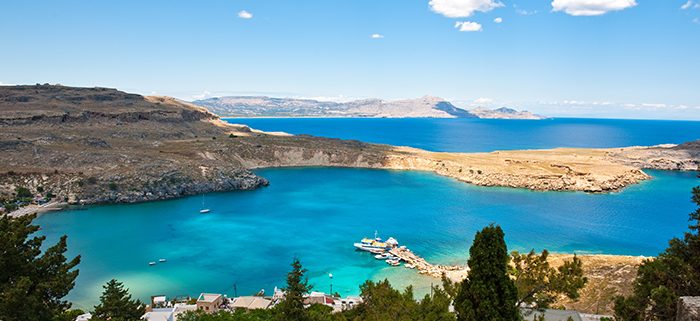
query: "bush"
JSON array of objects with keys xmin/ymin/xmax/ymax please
[
  {"xmin": 15, "ymin": 187, "xmax": 32, "ymax": 198},
  {"xmin": 108, "ymin": 182, "xmax": 118, "ymax": 191}
]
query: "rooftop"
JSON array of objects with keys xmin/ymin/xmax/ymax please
[
  {"xmin": 230, "ymin": 296, "xmax": 273, "ymax": 310},
  {"xmin": 197, "ymin": 293, "xmax": 222, "ymax": 303}
]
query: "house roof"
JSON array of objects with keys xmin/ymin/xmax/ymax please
[
  {"xmin": 231, "ymin": 296, "xmax": 272, "ymax": 310},
  {"xmin": 522, "ymin": 309, "xmax": 583, "ymax": 321},
  {"xmin": 142, "ymin": 308, "xmax": 175, "ymax": 321},
  {"xmin": 197, "ymin": 293, "xmax": 222, "ymax": 303}
]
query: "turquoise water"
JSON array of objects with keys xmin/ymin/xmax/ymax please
[
  {"xmin": 226, "ymin": 118, "xmax": 700, "ymax": 152},
  {"xmin": 36, "ymin": 168, "xmax": 698, "ymax": 309},
  {"xmin": 32, "ymin": 118, "xmax": 700, "ymax": 308}
]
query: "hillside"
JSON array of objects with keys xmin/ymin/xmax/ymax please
[
  {"xmin": 470, "ymin": 107, "xmax": 544, "ymax": 120},
  {"xmin": 194, "ymin": 95, "xmax": 545, "ymax": 119},
  {"xmin": 0, "ymin": 85, "xmax": 696, "ymax": 209}
]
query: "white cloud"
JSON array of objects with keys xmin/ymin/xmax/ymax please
[
  {"xmin": 430, "ymin": 0, "xmax": 504, "ymax": 18},
  {"xmin": 516, "ymin": 8, "xmax": 538, "ymax": 15},
  {"xmin": 455, "ymin": 21, "xmax": 483, "ymax": 31},
  {"xmin": 192, "ymin": 90, "xmax": 212, "ymax": 100},
  {"xmin": 237, "ymin": 10, "xmax": 253, "ymax": 19},
  {"xmin": 681, "ymin": 1, "xmax": 693, "ymax": 9},
  {"xmin": 474, "ymin": 97, "xmax": 494, "ymax": 104},
  {"xmin": 0, "ymin": 82, "xmax": 17, "ymax": 86},
  {"xmin": 370, "ymin": 33, "xmax": 384, "ymax": 39},
  {"xmin": 513, "ymin": 4, "xmax": 538, "ymax": 15},
  {"xmin": 551, "ymin": 0, "xmax": 637, "ymax": 16},
  {"xmin": 694, "ymin": 17, "xmax": 700, "ymax": 24},
  {"xmin": 494, "ymin": 17, "xmax": 503, "ymax": 23}
]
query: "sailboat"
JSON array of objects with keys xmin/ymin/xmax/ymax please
[{"xmin": 199, "ymin": 194, "xmax": 210, "ymax": 214}]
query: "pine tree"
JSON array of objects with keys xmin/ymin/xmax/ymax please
[
  {"xmin": 454, "ymin": 225, "xmax": 520, "ymax": 321},
  {"xmin": 92, "ymin": 279, "xmax": 145, "ymax": 321},
  {"xmin": 510, "ymin": 250, "xmax": 587, "ymax": 314},
  {"xmin": 0, "ymin": 213, "xmax": 81, "ymax": 321},
  {"xmin": 276, "ymin": 257, "xmax": 312, "ymax": 321},
  {"xmin": 347, "ymin": 279, "xmax": 419, "ymax": 321}
]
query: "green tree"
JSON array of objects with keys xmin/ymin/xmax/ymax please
[
  {"xmin": 510, "ymin": 250, "xmax": 587, "ymax": 314},
  {"xmin": 0, "ymin": 214, "xmax": 81, "ymax": 321},
  {"xmin": 15, "ymin": 186, "xmax": 32, "ymax": 198},
  {"xmin": 614, "ymin": 186, "xmax": 700, "ymax": 321},
  {"xmin": 416, "ymin": 278, "xmax": 457, "ymax": 321},
  {"xmin": 454, "ymin": 225, "xmax": 520, "ymax": 321},
  {"xmin": 92, "ymin": 279, "xmax": 145, "ymax": 321},
  {"xmin": 275, "ymin": 257, "xmax": 312, "ymax": 321},
  {"xmin": 54, "ymin": 309, "xmax": 86, "ymax": 321},
  {"xmin": 178, "ymin": 309, "xmax": 275, "ymax": 321},
  {"xmin": 345, "ymin": 279, "xmax": 418, "ymax": 321}
]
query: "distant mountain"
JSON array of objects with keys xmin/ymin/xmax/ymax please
[
  {"xmin": 194, "ymin": 96, "xmax": 546, "ymax": 119},
  {"xmin": 470, "ymin": 107, "xmax": 546, "ymax": 120}
]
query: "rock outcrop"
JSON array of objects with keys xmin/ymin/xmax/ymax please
[{"xmin": 676, "ymin": 297, "xmax": 700, "ymax": 321}]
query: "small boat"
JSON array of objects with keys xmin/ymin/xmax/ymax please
[
  {"xmin": 148, "ymin": 261, "xmax": 157, "ymax": 266},
  {"xmin": 158, "ymin": 258, "xmax": 167, "ymax": 263},
  {"xmin": 404, "ymin": 264, "xmax": 415, "ymax": 269},
  {"xmin": 374, "ymin": 253, "xmax": 391, "ymax": 260},
  {"xmin": 199, "ymin": 195, "xmax": 210, "ymax": 214},
  {"xmin": 386, "ymin": 259, "xmax": 401, "ymax": 266}
]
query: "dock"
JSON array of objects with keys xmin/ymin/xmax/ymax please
[
  {"xmin": 388, "ymin": 247, "xmax": 468, "ymax": 279},
  {"xmin": 354, "ymin": 234, "xmax": 469, "ymax": 280}
]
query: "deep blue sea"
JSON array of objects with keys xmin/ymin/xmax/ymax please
[
  {"xmin": 226, "ymin": 117, "xmax": 700, "ymax": 152},
  {"xmin": 35, "ymin": 118, "xmax": 700, "ymax": 309}
]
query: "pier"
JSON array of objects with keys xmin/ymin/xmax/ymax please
[
  {"xmin": 354, "ymin": 234, "xmax": 469, "ymax": 280},
  {"xmin": 388, "ymin": 247, "xmax": 468, "ymax": 279}
]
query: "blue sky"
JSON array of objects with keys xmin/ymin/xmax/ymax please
[{"xmin": 1, "ymin": 0, "xmax": 699, "ymax": 119}]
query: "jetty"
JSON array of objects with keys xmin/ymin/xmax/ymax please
[
  {"xmin": 388, "ymin": 247, "xmax": 467, "ymax": 278},
  {"xmin": 354, "ymin": 233, "xmax": 468, "ymax": 279}
]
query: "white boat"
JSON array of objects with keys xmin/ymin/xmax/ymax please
[
  {"xmin": 404, "ymin": 264, "xmax": 415, "ymax": 269},
  {"xmin": 386, "ymin": 259, "xmax": 401, "ymax": 266},
  {"xmin": 148, "ymin": 261, "xmax": 156, "ymax": 266},
  {"xmin": 354, "ymin": 231, "xmax": 398, "ymax": 252},
  {"xmin": 374, "ymin": 253, "xmax": 391, "ymax": 260},
  {"xmin": 158, "ymin": 258, "xmax": 167, "ymax": 263},
  {"xmin": 199, "ymin": 195, "xmax": 210, "ymax": 214}
]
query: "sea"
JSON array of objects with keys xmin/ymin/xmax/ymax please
[{"xmin": 34, "ymin": 117, "xmax": 700, "ymax": 309}]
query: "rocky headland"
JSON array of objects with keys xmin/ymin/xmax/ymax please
[{"xmin": 0, "ymin": 85, "xmax": 698, "ymax": 211}]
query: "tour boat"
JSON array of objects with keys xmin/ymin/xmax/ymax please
[
  {"xmin": 148, "ymin": 261, "xmax": 156, "ymax": 266},
  {"xmin": 354, "ymin": 231, "xmax": 399, "ymax": 252},
  {"xmin": 158, "ymin": 258, "xmax": 167, "ymax": 263}
]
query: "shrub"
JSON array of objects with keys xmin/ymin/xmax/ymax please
[{"xmin": 15, "ymin": 187, "xmax": 32, "ymax": 198}]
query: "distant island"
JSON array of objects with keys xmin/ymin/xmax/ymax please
[{"xmin": 193, "ymin": 95, "xmax": 547, "ymax": 119}]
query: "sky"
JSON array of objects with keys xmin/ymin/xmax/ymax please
[{"xmin": 1, "ymin": 0, "xmax": 699, "ymax": 120}]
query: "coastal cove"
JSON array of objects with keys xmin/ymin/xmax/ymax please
[{"xmin": 35, "ymin": 168, "xmax": 699, "ymax": 310}]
